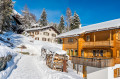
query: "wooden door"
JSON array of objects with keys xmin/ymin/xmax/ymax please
[{"xmin": 83, "ymin": 66, "xmax": 87, "ymax": 78}]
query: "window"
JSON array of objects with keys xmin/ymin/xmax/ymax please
[
  {"xmin": 96, "ymin": 50, "xmax": 99, "ymax": 56},
  {"xmin": 67, "ymin": 50, "xmax": 70, "ymax": 56},
  {"xmin": 68, "ymin": 38, "xmax": 74, "ymax": 42},
  {"xmin": 52, "ymin": 34, "xmax": 56, "ymax": 37},
  {"xmin": 81, "ymin": 50, "xmax": 84, "ymax": 57},
  {"xmin": 86, "ymin": 35, "xmax": 90, "ymax": 41},
  {"xmin": 70, "ymin": 49, "xmax": 73, "ymax": 56},
  {"xmin": 74, "ymin": 50, "xmax": 78, "ymax": 56},
  {"xmin": 48, "ymin": 38, "xmax": 50, "ymax": 42},
  {"xmin": 43, "ymin": 32, "xmax": 49, "ymax": 36},
  {"xmin": 35, "ymin": 37, "xmax": 39, "ymax": 40},
  {"xmin": 42, "ymin": 38, "xmax": 46, "ymax": 41},
  {"xmin": 35, "ymin": 31, "xmax": 39, "ymax": 35},
  {"xmin": 100, "ymin": 50, "xmax": 103, "ymax": 57},
  {"xmin": 93, "ymin": 50, "xmax": 96, "ymax": 57}
]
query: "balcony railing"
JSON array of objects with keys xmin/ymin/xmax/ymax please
[
  {"xmin": 71, "ymin": 56, "xmax": 115, "ymax": 68},
  {"xmin": 83, "ymin": 41, "xmax": 114, "ymax": 48}
]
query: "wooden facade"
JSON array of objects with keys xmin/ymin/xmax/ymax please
[
  {"xmin": 62, "ymin": 29, "xmax": 120, "ymax": 66},
  {"xmin": 61, "ymin": 29, "xmax": 120, "ymax": 78}
]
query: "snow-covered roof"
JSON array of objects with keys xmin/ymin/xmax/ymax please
[
  {"xmin": 57, "ymin": 18, "xmax": 120, "ymax": 38},
  {"xmin": 31, "ymin": 23, "xmax": 39, "ymax": 26},
  {"xmin": 26, "ymin": 26, "xmax": 59, "ymax": 34},
  {"xmin": 26, "ymin": 26, "xmax": 52, "ymax": 31}
]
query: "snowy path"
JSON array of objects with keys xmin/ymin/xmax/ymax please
[{"xmin": 7, "ymin": 55, "xmax": 43, "ymax": 79}]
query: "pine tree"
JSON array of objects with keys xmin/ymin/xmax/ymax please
[
  {"xmin": 21, "ymin": 5, "xmax": 36, "ymax": 29},
  {"xmin": 66, "ymin": 8, "xmax": 72, "ymax": 31},
  {"xmin": 58, "ymin": 15, "xmax": 65, "ymax": 33},
  {"xmin": 39, "ymin": 8, "xmax": 47, "ymax": 27},
  {"xmin": 70, "ymin": 12, "xmax": 80, "ymax": 30},
  {"xmin": 1, "ymin": 0, "xmax": 14, "ymax": 31}
]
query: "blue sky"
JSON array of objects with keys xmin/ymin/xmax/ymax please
[{"xmin": 14, "ymin": 0, "xmax": 120, "ymax": 26}]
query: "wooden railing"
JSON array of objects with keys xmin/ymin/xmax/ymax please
[
  {"xmin": 83, "ymin": 41, "xmax": 114, "ymax": 48},
  {"xmin": 71, "ymin": 56, "xmax": 115, "ymax": 68}
]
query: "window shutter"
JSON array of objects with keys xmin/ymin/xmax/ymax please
[{"xmin": 114, "ymin": 69, "xmax": 117, "ymax": 78}]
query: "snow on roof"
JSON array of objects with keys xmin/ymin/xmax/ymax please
[
  {"xmin": 26, "ymin": 26, "xmax": 52, "ymax": 31},
  {"xmin": 57, "ymin": 18, "xmax": 120, "ymax": 38},
  {"xmin": 42, "ymin": 45, "xmax": 66, "ymax": 55},
  {"xmin": 31, "ymin": 23, "xmax": 39, "ymax": 26}
]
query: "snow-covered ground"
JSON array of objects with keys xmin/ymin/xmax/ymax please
[{"xmin": 0, "ymin": 32, "xmax": 83, "ymax": 79}]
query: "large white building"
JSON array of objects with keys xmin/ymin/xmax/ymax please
[{"xmin": 26, "ymin": 26, "xmax": 59, "ymax": 43}]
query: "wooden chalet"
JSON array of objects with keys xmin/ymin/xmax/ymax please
[{"xmin": 57, "ymin": 18, "xmax": 120, "ymax": 79}]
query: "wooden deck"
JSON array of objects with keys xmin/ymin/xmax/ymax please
[{"xmin": 71, "ymin": 56, "xmax": 115, "ymax": 68}]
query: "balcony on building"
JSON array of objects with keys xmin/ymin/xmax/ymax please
[{"xmin": 71, "ymin": 56, "xmax": 115, "ymax": 68}]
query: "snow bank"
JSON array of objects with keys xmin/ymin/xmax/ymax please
[
  {"xmin": 42, "ymin": 45, "xmax": 66, "ymax": 55},
  {"xmin": 0, "ymin": 45, "xmax": 15, "ymax": 57},
  {"xmin": 35, "ymin": 56, "xmax": 83, "ymax": 79},
  {"xmin": 0, "ymin": 54, "xmax": 21, "ymax": 79}
]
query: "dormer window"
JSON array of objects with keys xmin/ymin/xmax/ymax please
[
  {"xmin": 68, "ymin": 38, "xmax": 74, "ymax": 43},
  {"xmin": 86, "ymin": 35, "xmax": 90, "ymax": 41}
]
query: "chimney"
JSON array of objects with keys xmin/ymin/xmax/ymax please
[{"xmin": 79, "ymin": 24, "xmax": 82, "ymax": 29}]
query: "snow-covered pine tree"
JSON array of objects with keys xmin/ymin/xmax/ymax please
[
  {"xmin": 1, "ymin": 0, "xmax": 14, "ymax": 31},
  {"xmin": 21, "ymin": 5, "xmax": 36, "ymax": 29},
  {"xmin": 70, "ymin": 12, "xmax": 80, "ymax": 30},
  {"xmin": 58, "ymin": 15, "xmax": 65, "ymax": 33},
  {"xmin": 39, "ymin": 8, "xmax": 47, "ymax": 27},
  {"xmin": 66, "ymin": 8, "xmax": 72, "ymax": 32}
]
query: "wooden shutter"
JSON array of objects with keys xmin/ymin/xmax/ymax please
[
  {"xmin": 117, "ymin": 50, "xmax": 119, "ymax": 57},
  {"xmin": 114, "ymin": 69, "xmax": 117, "ymax": 78}
]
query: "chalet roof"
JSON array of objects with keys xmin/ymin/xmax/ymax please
[
  {"xmin": 57, "ymin": 18, "xmax": 120, "ymax": 38},
  {"xmin": 26, "ymin": 26, "xmax": 60, "ymax": 34}
]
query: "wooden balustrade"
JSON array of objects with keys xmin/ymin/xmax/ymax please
[
  {"xmin": 71, "ymin": 56, "xmax": 115, "ymax": 68},
  {"xmin": 83, "ymin": 41, "xmax": 114, "ymax": 48}
]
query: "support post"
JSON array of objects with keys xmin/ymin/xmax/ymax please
[
  {"xmin": 94, "ymin": 32, "xmax": 96, "ymax": 46},
  {"xmin": 110, "ymin": 30, "xmax": 112, "ymax": 46}
]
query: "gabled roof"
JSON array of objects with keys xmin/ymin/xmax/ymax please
[
  {"xmin": 25, "ymin": 26, "xmax": 60, "ymax": 34},
  {"xmin": 57, "ymin": 18, "xmax": 120, "ymax": 38}
]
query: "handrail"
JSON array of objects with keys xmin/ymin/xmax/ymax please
[{"xmin": 71, "ymin": 56, "xmax": 115, "ymax": 68}]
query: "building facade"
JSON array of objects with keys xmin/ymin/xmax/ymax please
[
  {"xmin": 57, "ymin": 19, "xmax": 120, "ymax": 79},
  {"xmin": 26, "ymin": 26, "xmax": 59, "ymax": 43}
]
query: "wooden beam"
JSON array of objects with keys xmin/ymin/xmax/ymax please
[
  {"xmin": 110, "ymin": 30, "xmax": 112, "ymax": 45},
  {"xmin": 94, "ymin": 32, "xmax": 96, "ymax": 46}
]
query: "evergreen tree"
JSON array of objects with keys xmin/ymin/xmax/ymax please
[
  {"xmin": 21, "ymin": 5, "xmax": 36, "ymax": 29},
  {"xmin": 58, "ymin": 15, "xmax": 65, "ymax": 33},
  {"xmin": 70, "ymin": 12, "xmax": 80, "ymax": 30},
  {"xmin": 39, "ymin": 8, "xmax": 47, "ymax": 26},
  {"xmin": 1, "ymin": 0, "xmax": 14, "ymax": 31}
]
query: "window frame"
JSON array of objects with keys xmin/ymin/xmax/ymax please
[{"xmin": 86, "ymin": 35, "xmax": 90, "ymax": 42}]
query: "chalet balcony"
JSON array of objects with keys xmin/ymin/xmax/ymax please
[
  {"xmin": 71, "ymin": 56, "xmax": 115, "ymax": 68},
  {"xmin": 83, "ymin": 41, "xmax": 114, "ymax": 48}
]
